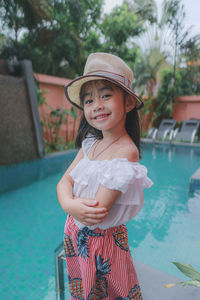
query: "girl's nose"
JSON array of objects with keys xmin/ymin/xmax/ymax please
[{"xmin": 93, "ymin": 98, "xmax": 104, "ymax": 111}]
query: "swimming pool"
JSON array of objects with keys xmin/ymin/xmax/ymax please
[{"xmin": 0, "ymin": 144, "xmax": 200, "ymax": 299}]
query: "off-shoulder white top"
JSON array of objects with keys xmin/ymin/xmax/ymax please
[{"xmin": 69, "ymin": 136, "xmax": 153, "ymax": 229}]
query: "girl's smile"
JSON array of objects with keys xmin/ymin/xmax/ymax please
[{"xmin": 92, "ymin": 113, "xmax": 111, "ymax": 121}]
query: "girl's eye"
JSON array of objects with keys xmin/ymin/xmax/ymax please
[
  {"xmin": 84, "ymin": 99, "xmax": 93, "ymax": 105},
  {"xmin": 102, "ymin": 94, "xmax": 111, "ymax": 99}
]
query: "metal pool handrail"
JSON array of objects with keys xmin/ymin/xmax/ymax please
[{"xmin": 54, "ymin": 242, "xmax": 65, "ymax": 300}]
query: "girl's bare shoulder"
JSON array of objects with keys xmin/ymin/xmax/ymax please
[{"xmin": 112, "ymin": 139, "xmax": 139, "ymax": 162}]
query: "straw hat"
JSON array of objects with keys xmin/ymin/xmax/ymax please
[{"xmin": 64, "ymin": 52, "xmax": 144, "ymax": 110}]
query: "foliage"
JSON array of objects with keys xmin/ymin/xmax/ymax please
[
  {"xmin": 101, "ymin": 10, "xmax": 140, "ymax": 67},
  {"xmin": 0, "ymin": 33, "xmax": 6, "ymax": 52},
  {"xmin": 101, "ymin": 3, "xmax": 145, "ymax": 46},
  {"xmin": 35, "ymin": 80, "xmax": 46, "ymax": 106},
  {"xmin": 0, "ymin": 0, "xmax": 156, "ymax": 78},
  {"xmin": 124, "ymin": 0, "xmax": 157, "ymax": 24},
  {"xmin": 0, "ymin": 0, "xmax": 103, "ymax": 77},
  {"xmin": 140, "ymin": 93, "xmax": 156, "ymax": 116},
  {"xmin": 181, "ymin": 35, "xmax": 200, "ymax": 64},
  {"xmin": 132, "ymin": 1, "xmax": 172, "ymax": 97},
  {"xmin": 176, "ymin": 67, "xmax": 200, "ymax": 95},
  {"xmin": 99, "ymin": 1, "xmax": 157, "ymax": 72},
  {"xmin": 134, "ymin": 0, "xmax": 200, "ymax": 100},
  {"xmin": 41, "ymin": 102, "xmax": 77, "ymax": 154},
  {"xmin": 153, "ymin": 66, "xmax": 200, "ymax": 126},
  {"xmin": 160, "ymin": 0, "xmax": 189, "ymax": 56},
  {"xmin": 138, "ymin": 0, "xmax": 200, "ymax": 128},
  {"xmin": 159, "ymin": 0, "xmax": 200, "ymax": 100},
  {"xmin": 164, "ymin": 242, "xmax": 200, "ymax": 289},
  {"xmin": 164, "ymin": 262, "xmax": 200, "ymax": 288},
  {"xmin": 133, "ymin": 48, "xmax": 169, "ymax": 96}
]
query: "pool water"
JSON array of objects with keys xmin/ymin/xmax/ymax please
[
  {"xmin": 0, "ymin": 144, "xmax": 200, "ymax": 299},
  {"xmin": 130, "ymin": 144, "xmax": 200, "ymax": 278}
]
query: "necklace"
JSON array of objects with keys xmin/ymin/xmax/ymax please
[{"xmin": 92, "ymin": 134, "xmax": 125, "ymax": 160}]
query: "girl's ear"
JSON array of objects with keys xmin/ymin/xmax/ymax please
[{"xmin": 125, "ymin": 95, "xmax": 136, "ymax": 112}]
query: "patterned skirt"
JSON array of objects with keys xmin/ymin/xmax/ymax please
[{"xmin": 64, "ymin": 215, "xmax": 142, "ymax": 300}]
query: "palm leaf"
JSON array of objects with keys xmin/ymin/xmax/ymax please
[
  {"xmin": 164, "ymin": 280, "xmax": 200, "ymax": 288},
  {"xmin": 172, "ymin": 262, "xmax": 200, "ymax": 281}
]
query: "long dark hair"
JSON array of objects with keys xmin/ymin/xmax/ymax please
[{"xmin": 75, "ymin": 81, "xmax": 141, "ymax": 156}]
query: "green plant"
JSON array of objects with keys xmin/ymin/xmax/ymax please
[
  {"xmin": 139, "ymin": 91, "xmax": 157, "ymax": 134},
  {"xmin": 66, "ymin": 141, "xmax": 75, "ymax": 149},
  {"xmin": 164, "ymin": 243, "xmax": 200, "ymax": 288},
  {"xmin": 153, "ymin": 66, "xmax": 200, "ymax": 127},
  {"xmin": 164, "ymin": 262, "xmax": 200, "ymax": 288},
  {"xmin": 141, "ymin": 130, "xmax": 148, "ymax": 138},
  {"xmin": 0, "ymin": 0, "xmax": 155, "ymax": 79},
  {"xmin": 41, "ymin": 103, "xmax": 77, "ymax": 154},
  {"xmin": 35, "ymin": 80, "xmax": 47, "ymax": 106}
]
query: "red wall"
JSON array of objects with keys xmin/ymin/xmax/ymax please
[
  {"xmin": 34, "ymin": 73, "xmax": 81, "ymax": 144},
  {"xmin": 173, "ymin": 95, "xmax": 200, "ymax": 121}
]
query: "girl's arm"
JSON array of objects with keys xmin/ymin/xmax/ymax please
[
  {"xmin": 94, "ymin": 185, "xmax": 121, "ymax": 211},
  {"xmin": 57, "ymin": 149, "xmax": 108, "ymax": 226},
  {"xmin": 72, "ymin": 186, "xmax": 120, "ymax": 226}
]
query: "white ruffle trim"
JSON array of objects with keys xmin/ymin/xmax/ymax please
[
  {"xmin": 98, "ymin": 159, "xmax": 153, "ymax": 193},
  {"xmin": 70, "ymin": 158, "xmax": 153, "ymax": 193}
]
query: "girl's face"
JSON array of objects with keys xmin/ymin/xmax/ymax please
[{"xmin": 81, "ymin": 80, "xmax": 135, "ymax": 134}]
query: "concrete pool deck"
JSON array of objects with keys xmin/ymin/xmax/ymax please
[{"xmin": 134, "ymin": 260, "xmax": 199, "ymax": 299}]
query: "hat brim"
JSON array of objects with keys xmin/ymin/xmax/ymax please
[{"xmin": 64, "ymin": 74, "xmax": 144, "ymax": 110}]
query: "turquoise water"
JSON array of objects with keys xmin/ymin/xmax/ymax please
[
  {"xmin": 130, "ymin": 144, "xmax": 200, "ymax": 279},
  {"xmin": 0, "ymin": 144, "xmax": 200, "ymax": 299}
]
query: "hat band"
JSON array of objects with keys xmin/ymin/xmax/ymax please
[{"xmin": 86, "ymin": 70, "xmax": 132, "ymax": 89}]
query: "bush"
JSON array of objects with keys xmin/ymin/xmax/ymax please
[{"xmin": 153, "ymin": 66, "xmax": 200, "ymax": 126}]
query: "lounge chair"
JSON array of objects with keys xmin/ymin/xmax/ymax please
[
  {"xmin": 146, "ymin": 127, "xmax": 157, "ymax": 139},
  {"xmin": 154, "ymin": 119, "xmax": 177, "ymax": 141},
  {"xmin": 174, "ymin": 119, "xmax": 200, "ymax": 143}
]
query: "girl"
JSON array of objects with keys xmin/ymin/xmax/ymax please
[{"xmin": 57, "ymin": 52, "xmax": 153, "ymax": 299}]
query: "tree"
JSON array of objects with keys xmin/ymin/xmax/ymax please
[
  {"xmin": 124, "ymin": 0, "xmax": 157, "ymax": 24},
  {"xmin": 158, "ymin": 0, "xmax": 200, "ymax": 102},
  {"xmin": 0, "ymin": 0, "xmax": 158, "ymax": 78},
  {"xmin": 132, "ymin": 0, "xmax": 174, "ymax": 100},
  {"xmin": 160, "ymin": 0, "xmax": 186, "ymax": 93},
  {"xmin": 133, "ymin": 0, "xmax": 200, "ymax": 118},
  {"xmin": 98, "ymin": 1, "xmax": 157, "ymax": 72},
  {"xmin": 0, "ymin": 0, "xmax": 103, "ymax": 77},
  {"xmin": 133, "ymin": 48, "xmax": 169, "ymax": 96},
  {"xmin": 181, "ymin": 35, "xmax": 200, "ymax": 64},
  {"xmin": 134, "ymin": 0, "xmax": 200, "ymax": 92},
  {"xmin": 0, "ymin": 0, "xmax": 51, "ymax": 56}
]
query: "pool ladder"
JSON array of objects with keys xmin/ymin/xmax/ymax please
[{"xmin": 55, "ymin": 242, "xmax": 65, "ymax": 300}]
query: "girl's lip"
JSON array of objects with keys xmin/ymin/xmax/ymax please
[{"xmin": 93, "ymin": 113, "xmax": 111, "ymax": 120}]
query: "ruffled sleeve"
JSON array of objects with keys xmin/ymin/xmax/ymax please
[
  {"xmin": 98, "ymin": 159, "xmax": 153, "ymax": 194},
  {"xmin": 69, "ymin": 159, "xmax": 89, "ymax": 186},
  {"xmin": 82, "ymin": 135, "xmax": 96, "ymax": 156}
]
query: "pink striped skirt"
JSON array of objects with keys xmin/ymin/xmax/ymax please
[{"xmin": 64, "ymin": 215, "xmax": 142, "ymax": 300}]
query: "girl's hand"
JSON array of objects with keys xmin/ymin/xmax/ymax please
[{"xmin": 69, "ymin": 198, "xmax": 108, "ymax": 226}]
